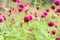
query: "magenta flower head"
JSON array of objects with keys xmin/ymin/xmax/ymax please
[
  {"xmin": 25, "ymin": 9, "xmax": 29, "ymax": 13},
  {"xmin": 36, "ymin": 6, "xmax": 40, "ymax": 10},
  {"xmin": 51, "ymin": 4, "xmax": 56, "ymax": 9},
  {"xmin": 46, "ymin": 8, "xmax": 49, "ymax": 12},
  {"xmin": 0, "ymin": 16, "xmax": 4, "ymax": 22},
  {"xmin": 16, "ymin": 0, "xmax": 20, "ymax": 3},
  {"xmin": 34, "ymin": 12, "xmax": 38, "ymax": 17},
  {"xmin": 24, "ymin": 15, "xmax": 30, "ymax": 22},
  {"xmin": 18, "ymin": 3, "xmax": 24, "ymax": 8},
  {"xmin": 48, "ymin": 21, "xmax": 54, "ymax": 27},
  {"xmin": 9, "ymin": 9, "xmax": 12, "ymax": 14},
  {"xmin": 51, "ymin": 30, "xmax": 56, "ymax": 35},
  {"xmin": 55, "ymin": 24, "xmax": 58, "ymax": 28},
  {"xmin": 3, "ymin": 16, "xmax": 6, "ymax": 21},
  {"xmin": 56, "ymin": 8, "xmax": 60, "ymax": 13},
  {"xmin": 43, "ymin": 11, "xmax": 48, "ymax": 16},
  {"xmin": 12, "ymin": 0, "xmax": 17, "ymax": 2},
  {"xmin": 56, "ymin": 36, "xmax": 60, "ymax": 40},
  {"xmin": 0, "ymin": 12, "xmax": 2, "ymax": 15},
  {"xmin": 18, "ymin": 7, "xmax": 23, "ymax": 12},
  {"xmin": 26, "ymin": 28, "xmax": 32, "ymax": 31},
  {"xmin": 28, "ymin": 15, "xmax": 32, "ymax": 20},
  {"xmin": 54, "ymin": 0, "xmax": 60, "ymax": 5},
  {"xmin": 40, "ymin": 14, "xmax": 46, "ymax": 18}
]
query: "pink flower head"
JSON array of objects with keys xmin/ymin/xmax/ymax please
[
  {"xmin": 56, "ymin": 8, "xmax": 60, "ymax": 13},
  {"xmin": 0, "ymin": 16, "xmax": 4, "ymax": 22},
  {"xmin": 54, "ymin": 0, "xmax": 60, "ymax": 5},
  {"xmin": 16, "ymin": 0, "xmax": 20, "ymax": 3},
  {"xmin": 24, "ymin": 16, "xmax": 30, "ymax": 22},
  {"xmin": 25, "ymin": 9, "xmax": 29, "ymax": 13},
  {"xmin": 3, "ymin": 16, "xmax": 6, "ymax": 21},
  {"xmin": 40, "ymin": 14, "xmax": 46, "ymax": 18},
  {"xmin": 56, "ymin": 36, "xmax": 60, "ymax": 40},
  {"xmin": 18, "ymin": 3, "xmax": 24, "ymax": 8},
  {"xmin": 0, "ymin": 12, "xmax": 2, "ymax": 15},
  {"xmin": 55, "ymin": 24, "xmax": 58, "ymax": 28},
  {"xmin": 43, "ymin": 11, "xmax": 48, "ymax": 16},
  {"xmin": 51, "ymin": 4, "xmax": 56, "ymax": 9},
  {"xmin": 28, "ymin": 15, "xmax": 32, "ymax": 20},
  {"xmin": 18, "ymin": 7, "xmax": 23, "ymax": 12},
  {"xmin": 26, "ymin": 28, "xmax": 32, "ymax": 31},
  {"xmin": 12, "ymin": 0, "xmax": 17, "ymax": 2},
  {"xmin": 51, "ymin": 30, "xmax": 56, "ymax": 35},
  {"xmin": 46, "ymin": 8, "xmax": 49, "ymax": 12},
  {"xmin": 9, "ymin": 9, "xmax": 12, "ymax": 14},
  {"xmin": 48, "ymin": 21, "xmax": 54, "ymax": 27},
  {"xmin": 36, "ymin": 6, "xmax": 40, "ymax": 10},
  {"xmin": 34, "ymin": 12, "xmax": 38, "ymax": 17}
]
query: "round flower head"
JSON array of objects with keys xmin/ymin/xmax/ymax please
[
  {"xmin": 51, "ymin": 30, "xmax": 56, "ymax": 35},
  {"xmin": 0, "ymin": 16, "xmax": 4, "ymax": 22},
  {"xmin": 46, "ymin": 8, "xmax": 49, "ymax": 12},
  {"xmin": 55, "ymin": 24, "xmax": 58, "ymax": 28},
  {"xmin": 28, "ymin": 15, "xmax": 32, "ymax": 20},
  {"xmin": 12, "ymin": 0, "xmax": 17, "ymax": 2},
  {"xmin": 36, "ymin": 6, "xmax": 40, "ymax": 10},
  {"xmin": 43, "ymin": 11, "xmax": 48, "ymax": 16},
  {"xmin": 18, "ymin": 7, "xmax": 23, "ymax": 12},
  {"xmin": 56, "ymin": 8, "xmax": 60, "ymax": 13},
  {"xmin": 3, "ymin": 16, "xmax": 6, "ymax": 21},
  {"xmin": 0, "ymin": 12, "xmax": 2, "ymax": 15},
  {"xmin": 51, "ymin": 4, "xmax": 56, "ymax": 9},
  {"xmin": 16, "ymin": 0, "xmax": 20, "ymax": 3},
  {"xmin": 26, "ymin": 28, "xmax": 32, "ymax": 31},
  {"xmin": 28, "ymin": 28, "xmax": 32, "ymax": 31},
  {"xmin": 48, "ymin": 21, "xmax": 54, "ymax": 27},
  {"xmin": 18, "ymin": 3, "xmax": 24, "ymax": 8},
  {"xmin": 54, "ymin": 0, "xmax": 60, "ymax": 5},
  {"xmin": 34, "ymin": 12, "xmax": 38, "ymax": 17},
  {"xmin": 40, "ymin": 14, "xmax": 46, "ymax": 18},
  {"xmin": 25, "ymin": 9, "xmax": 29, "ymax": 13},
  {"xmin": 56, "ymin": 36, "xmax": 60, "ymax": 40},
  {"xmin": 24, "ymin": 16, "xmax": 30, "ymax": 22}
]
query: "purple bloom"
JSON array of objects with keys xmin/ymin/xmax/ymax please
[
  {"xmin": 43, "ymin": 11, "xmax": 48, "ymax": 16},
  {"xmin": 48, "ymin": 21, "xmax": 54, "ymax": 27},
  {"xmin": 28, "ymin": 15, "xmax": 32, "ymax": 20},
  {"xmin": 3, "ymin": 16, "xmax": 6, "ymax": 21},
  {"xmin": 25, "ymin": 9, "xmax": 29, "ymax": 13},
  {"xmin": 56, "ymin": 8, "xmax": 60, "ymax": 13},
  {"xmin": 24, "ymin": 16, "xmax": 30, "ymax": 22},
  {"xmin": 54, "ymin": 0, "xmax": 60, "ymax": 5},
  {"xmin": 0, "ymin": 16, "xmax": 4, "ymax": 22},
  {"xmin": 51, "ymin": 30, "xmax": 56, "ymax": 35},
  {"xmin": 51, "ymin": 4, "xmax": 56, "ymax": 9},
  {"xmin": 56, "ymin": 36, "xmax": 60, "ymax": 40},
  {"xmin": 18, "ymin": 7, "xmax": 23, "ymax": 12},
  {"xmin": 18, "ymin": 3, "xmax": 24, "ymax": 8},
  {"xmin": 12, "ymin": 0, "xmax": 17, "ymax": 2},
  {"xmin": 36, "ymin": 6, "xmax": 40, "ymax": 10},
  {"xmin": 40, "ymin": 14, "xmax": 46, "ymax": 18},
  {"xmin": 0, "ymin": 12, "xmax": 2, "ymax": 15},
  {"xmin": 46, "ymin": 8, "xmax": 49, "ymax": 12},
  {"xmin": 34, "ymin": 12, "xmax": 38, "ymax": 17}
]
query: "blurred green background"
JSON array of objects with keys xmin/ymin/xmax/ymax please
[{"xmin": 0, "ymin": 0, "xmax": 54, "ymax": 6}]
